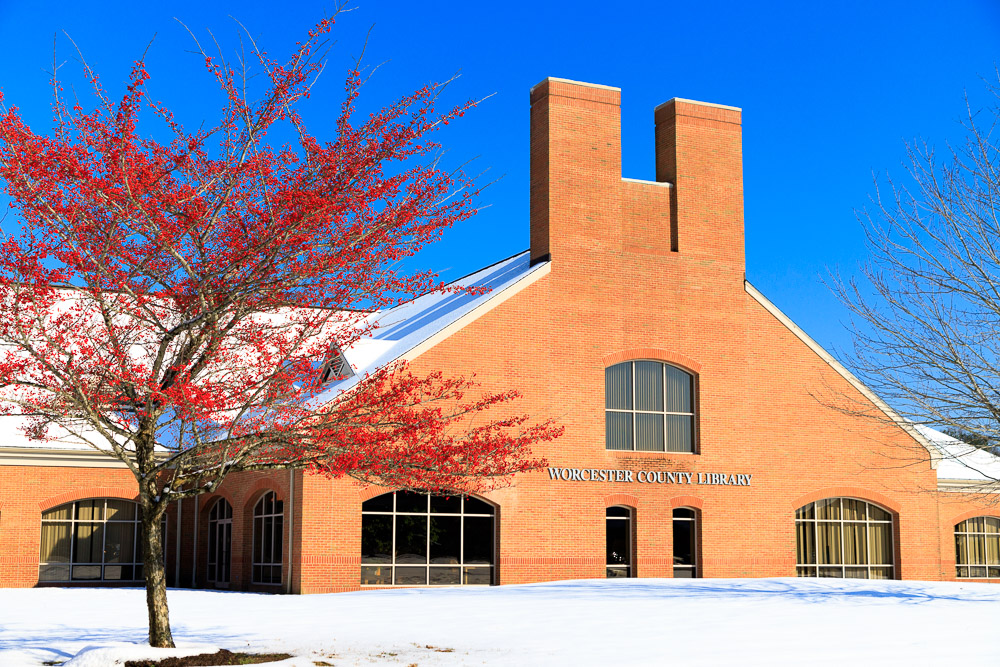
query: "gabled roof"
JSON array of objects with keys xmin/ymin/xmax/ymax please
[{"xmin": 315, "ymin": 251, "xmax": 550, "ymax": 401}]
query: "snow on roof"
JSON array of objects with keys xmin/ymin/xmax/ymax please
[
  {"xmin": 315, "ymin": 251, "xmax": 548, "ymax": 402},
  {"xmin": 913, "ymin": 423, "xmax": 1000, "ymax": 483}
]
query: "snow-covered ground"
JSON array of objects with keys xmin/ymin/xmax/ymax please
[{"xmin": 2, "ymin": 578, "xmax": 999, "ymax": 666}]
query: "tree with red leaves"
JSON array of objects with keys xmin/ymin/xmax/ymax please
[{"xmin": 0, "ymin": 17, "xmax": 558, "ymax": 648}]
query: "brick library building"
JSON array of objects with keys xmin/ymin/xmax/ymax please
[{"xmin": 2, "ymin": 78, "xmax": 999, "ymax": 593}]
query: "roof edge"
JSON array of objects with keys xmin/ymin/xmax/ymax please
[
  {"xmin": 744, "ymin": 280, "xmax": 939, "ymax": 468},
  {"xmin": 401, "ymin": 260, "xmax": 552, "ymax": 364}
]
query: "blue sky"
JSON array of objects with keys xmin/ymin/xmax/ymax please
[{"xmin": 0, "ymin": 0, "xmax": 998, "ymax": 361}]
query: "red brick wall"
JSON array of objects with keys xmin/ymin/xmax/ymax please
[{"xmin": 4, "ymin": 79, "xmax": 999, "ymax": 592}]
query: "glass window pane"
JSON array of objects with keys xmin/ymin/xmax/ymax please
[
  {"xmin": 842, "ymin": 499, "xmax": 867, "ymax": 521},
  {"xmin": 870, "ymin": 567, "xmax": 893, "ymax": 580},
  {"xmin": 796, "ymin": 522, "xmax": 816, "ymax": 565},
  {"xmin": 39, "ymin": 564, "xmax": 70, "ymax": 581},
  {"xmin": 988, "ymin": 535, "xmax": 1000, "ymax": 566},
  {"xmin": 673, "ymin": 516, "xmax": 695, "ymax": 566},
  {"xmin": 843, "ymin": 523, "xmax": 867, "ymax": 565},
  {"xmin": 40, "ymin": 523, "xmax": 71, "ymax": 563},
  {"xmin": 796, "ymin": 566, "xmax": 815, "ymax": 577},
  {"xmin": 868, "ymin": 505, "xmax": 891, "ymax": 522},
  {"xmin": 463, "ymin": 497, "xmax": 494, "ymax": 515},
  {"xmin": 956, "ymin": 533, "xmax": 968, "ymax": 566},
  {"xmin": 73, "ymin": 523, "xmax": 104, "ymax": 564},
  {"xmin": 673, "ymin": 508, "xmax": 695, "ymax": 520},
  {"xmin": 105, "ymin": 500, "xmax": 136, "ymax": 521},
  {"xmin": 429, "ymin": 567, "xmax": 461, "ymax": 585},
  {"xmin": 42, "ymin": 504, "xmax": 73, "ymax": 521},
  {"xmin": 665, "ymin": 366, "xmax": 692, "ymax": 413},
  {"xmin": 362, "ymin": 515, "xmax": 392, "ymax": 564},
  {"xmin": 869, "ymin": 523, "xmax": 892, "ymax": 565},
  {"xmin": 816, "ymin": 498, "xmax": 841, "ymax": 520},
  {"xmin": 606, "ymin": 518, "xmax": 630, "ymax": 566},
  {"xmin": 394, "ymin": 566, "xmax": 427, "ymax": 585},
  {"xmin": 673, "ymin": 567, "xmax": 695, "ymax": 578},
  {"xmin": 606, "ymin": 506, "xmax": 630, "ymax": 518},
  {"xmin": 635, "ymin": 413, "xmax": 664, "ymax": 452},
  {"xmin": 843, "ymin": 567, "xmax": 869, "ymax": 579},
  {"xmin": 606, "ymin": 412, "xmax": 633, "ymax": 451},
  {"xmin": 665, "ymin": 415, "xmax": 693, "ymax": 452},
  {"xmin": 796, "ymin": 503, "xmax": 815, "ymax": 520},
  {"xmin": 987, "ymin": 518, "xmax": 1000, "ymax": 533},
  {"xmin": 363, "ymin": 493, "xmax": 394, "ymax": 512},
  {"xmin": 463, "ymin": 566, "xmax": 492, "ymax": 585},
  {"xmin": 430, "ymin": 496, "xmax": 462, "ymax": 514},
  {"xmin": 429, "ymin": 516, "xmax": 461, "ymax": 564},
  {"xmin": 104, "ymin": 522, "xmax": 136, "ymax": 564},
  {"xmin": 361, "ymin": 566, "xmax": 391, "ymax": 585},
  {"xmin": 76, "ymin": 500, "xmax": 102, "ymax": 521},
  {"xmin": 395, "ymin": 515, "xmax": 427, "ymax": 563},
  {"xmin": 606, "ymin": 566, "xmax": 630, "ymax": 578},
  {"xmin": 634, "ymin": 361, "xmax": 664, "ymax": 412},
  {"xmin": 818, "ymin": 567, "xmax": 843, "ymax": 578},
  {"xmin": 72, "ymin": 565, "xmax": 102, "ymax": 580},
  {"xmin": 272, "ymin": 517, "xmax": 284, "ymax": 564},
  {"xmin": 605, "ymin": 363, "xmax": 632, "ymax": 410},
  {"xmin": 463, "ymin": 516, "xmax": 494, "ymax": 565},
  {"xmin": 818, "ymin": 523, "xmax": 842, "ymax": 564},
  {"xmin": 396, "ymin": 492, "xmax": 427, "ymax": 514}
]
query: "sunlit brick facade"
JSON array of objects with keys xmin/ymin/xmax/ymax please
[{"xmin": 2, "ymin": 78, "xmax": 999, "ymax": 592}]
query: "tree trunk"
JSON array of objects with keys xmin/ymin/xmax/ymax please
[{"xmin": 141, "ymin": 487, "xmax": 174, "ymax": 648}]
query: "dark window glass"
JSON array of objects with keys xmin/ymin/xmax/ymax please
[
  {"xmin": 429, "ymin": 516, "xmax": 461, "ymax": 564},
  {"xmin": 605, "ymin": 363, "xmax": 632, "ymax": 410},
  {"xmin": 252, "ymin": 492, "xmax": 283, "ymax": 584},
  {"xmin": 395, "ymin": 515, "xmax": 427, "ymax": 564},
  {"xmin": 634, "ymin": 361, "xmax": 663, "ymax": 412},
  {"xmin": 673, "ymin": 516, "xmax": 695, "ymax": 566},
  {"xmin": 362, "ymin": 494, "xmax": 393, "ymax": 512},
  {"xmin": 431, "ymin": 496, "xmax": 462, "ymax": 513},
  {"xmin": 361, "ymin": 491, "xmax": 495, "ymax": 586},
  {"xmin": 362, "ymin": 515, "xmax": 392, "ymax": 564},
  {"xmin": 463, "ymin": 517, "xmax": 493, "ymax": 565},
  {"xmin": 396, "ymin": 491, "xmax": 428, "ymax": 514},
  {"xmin": 606, "ymin": 507, "xmax": 631, "ymax": 578},
  {"xmin": 463, "ymin": 497, "xmax": 493, "ymax": 515}
]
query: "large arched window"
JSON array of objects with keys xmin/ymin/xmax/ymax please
[
  {"xmin": 605, "ymin": 361, "xmax": 694, "ymax": 452},
  {"xmin": 252, "ymin": 491, "xmax": 283, "ymax": 585},
  {"xmin": 955, "ymin": 517, "xmax": 1000, "ymax": 579},
  {"xmin": 361, "ymin": 491, "xmax": 495, "ymax": 586},
  {"xmin": 606, "ymin": 506, "xmax": 633, "ymax": 578},
  {"xmin": 39, "ymin": 498, "xmax": 144, "ymax": 582},
  {"xmin": 795, "ymin": 498, "xmax": 894, "ymax": 579},
  {"xmin": 207, "ymin": 498, "xmax": 232, "ymax": 584}
]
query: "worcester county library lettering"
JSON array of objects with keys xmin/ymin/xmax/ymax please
[{"xmin": 546, "ymin": 468, "xmax": 753, "ymax": 486}]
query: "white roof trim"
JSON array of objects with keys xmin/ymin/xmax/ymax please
[
  {"xmin": 621, "ymin": 177, "xmax": 672, "ymax": 188},
  {"xmin": 744, "ymin": 280, "xmax": 939, "ymax": 467},
  {"xmin": 402, "ymin": 262, "xmax": 551, "ymax": 363},
  {"xmin": 655, "ymin": 97, "xmax": 742, "ymax": 113},
  {"xmin": 530, "ymin": 77, "xmax": 621, "ymax": 94},
  {"xmin": 0, "ymin": 447, "xmax": 131, "ymax": 468}
]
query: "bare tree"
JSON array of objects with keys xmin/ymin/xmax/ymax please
[{"xmin": 835, "ymin": 74, "xmax": 1000, "ymax": 485}]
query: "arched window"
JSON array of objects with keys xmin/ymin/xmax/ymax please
[
  {"xmin": 606, "ymin": 506, "xmax": 633, "ymax": 578},
  {"xmin": 795, "ymin": 498, "xmax": 894, "ymax": 579},
  {"xmin": 955, "ymin": 517, "xmax": 1000, "ymax": 579},
  {"xmin": 207, "ymin": 498, "xmax": 232, "ymax": 584},
  {"xmin": 252, "ymin": 491, "xmax": 283, "ymax": 585},
  {"xmin": 605, "ymin": 361, "xmax": 694, "ymax": 452},
  {"xmin": 39, "ymin": 498, "xmax": 144, "ymax": 582},
  {"xmin": 361, "ymin": 491, "xmax": 495, "ymax": 586},
  {"xmin": 673, "ymin": 508, "xmax": 698, "ymax": 578}
]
